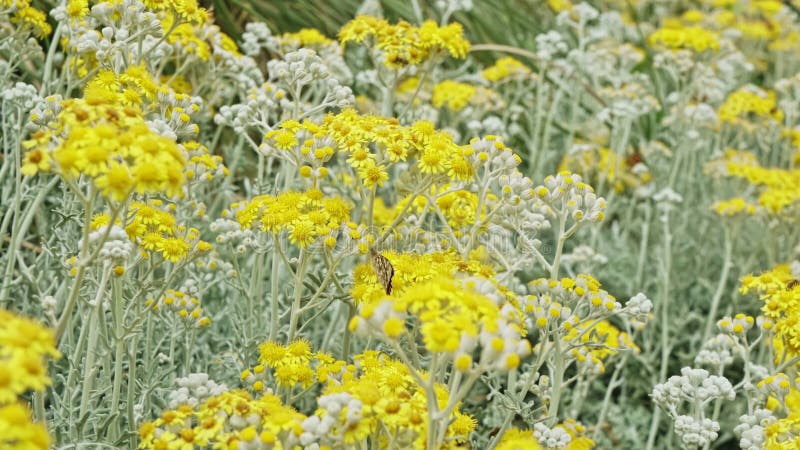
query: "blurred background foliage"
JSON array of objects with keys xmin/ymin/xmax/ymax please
[{"xmin": 199, "ymin": 0, "xmax": 550, "ymax": 52}]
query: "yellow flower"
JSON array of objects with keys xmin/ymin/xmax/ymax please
[
  {"xmin": 712, "ymin": 197, "xmax": 757, "ymax": 216},
  {"xmin": 157, "ymin": 237, "xmax": 191, "ymax": 262},
  {"xmin": 432, "ymin": 80, "xmax": 476, "ymax": 111},
  {"xmin": 339, "ymin": 16, "xmax": 469, "ymax": 68},
  {"xmin": 482, "ymin": 56, "xmax": 531, "ymax": 82},
  {"xmin": 719, "ymin": 87, "xmax": 783, "ymax": 124},
  {"xmin": 20, "ymin": 148, "xmax": 52, "ymax": 176},
  {"xmin": 357, "ymin": 161, "xmax": 389, "ymax": 187},
  {"xmin": 496, "ymin": 428, "xmax": 542, "ymax": 450},
  {"xmin": 648, "ymin": 25, "xmax": 719, "ymax": 52},
  {"xmin": 289, "ymin": 219, "xmax": 317, "ymax": 248},
  {"xmin": 10, "ymin": 6, "xmax": 52, "ymax": 38}
]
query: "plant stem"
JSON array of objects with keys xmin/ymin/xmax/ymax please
[
  {"xmin": 78, "ymin": 263, "xmax": 112, "ymax": 425},
  {"xmin": 287, "ymin": 249, "xmax": 308, "ymax": 342},
  {"xmin": 702, "ymin": 224, "xmax": 733, "ymax": 344}
]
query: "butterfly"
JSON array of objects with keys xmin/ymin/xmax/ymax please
[{"xmin": 370, "ymin": 248, "xmax": 394, "ymax": 295}]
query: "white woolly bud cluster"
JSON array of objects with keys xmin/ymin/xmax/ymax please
[
  {"xmin": 734, "ymin": 409, "xmax": 775, "ymax": 450},
  {"xmin": 41, "ymin": 295, "xmax": 57, "ymax": 324},
  {"xmin": 596, "ymin": 81, "xmax": 660, "ymax": 121},
  {"xmin": 653, "ymin": 49, "xmax": 695, "ymax": 74},
  {"xmin": 300, "ymin": 393, "xmax": 363, "ymax": 446},
  {"xmin": 533, "ymin": 422, "xmax": 571, "ymax": 449},
  {"xmin": 2, "ymin": 82, "xmax": 42, "ymax": 112},
  {"xmin": 466, "ymin": 116, "xmax": 508, "ymax": 138},
  {"xmin": 241, "ymin": 22, "xmax": 273, "ymax": 56},
  {"xmin": 210, "ymin": 218, "xmax": 256, "ymax": 249},
  {"xmin": 652, "ymin": 187, "xmax": 683, "ymax": 210},
  {"xmin": 535, "ymin": 172, "xmax": 606, "ymax": 223},
  {"xmin": 673, "ymin": 415, "xmax": 720, "ymax": 450},
  {"xmin": 651, "ymin": 367, "xmax": 735, "ymax": 415},
  {"xmin": 167, "ymin": 373, "xmax": 227, "ymax": 409},
  {"xmin": 27, "ymin": 94, "xmax": 63, "ymax": 130},
  {"xmin": 214, "ymin": 83, "xmax": 286, "ymax": 133},
  {"xmin": 59, "ymin": 1, "xmax": 164, "ymax": 65},
  {"xmin": 267, "ymin": 49, "xmax": 353, "ymax": 109},
  {"xmin": 467, "ymin": 138, "xmax": 552, "ymax": 257},
  {"xmin": 82, "ymin": 225, "xmax": 133, "ymax": 262},
  {"xmin": 624, "ymin": 293, "xmax": 653, "ymax": 328},
  {"xmin": 560, "ymin": 245, "xmax": 608, "ymax": 273},
  {"xmin": 694, "ymin": 334, "xmax": 735, "ymax": 369},
  {"xmin": 535, "ymin": 31, "xmax": 569, "ymax": 62}
]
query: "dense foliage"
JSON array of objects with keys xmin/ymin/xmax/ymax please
[{"xmin": 2, "ymin": 0, "xmax": 800, "ymax": 449}]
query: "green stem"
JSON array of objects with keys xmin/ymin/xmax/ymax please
[
  {"xmin": 287, "ymin": 249, "xmax": 308, "ymax": 342},
  {"xmin": 108, "ymin": 273, "xmax": 125, "ymax": 440},
  {"xmin": 268, "ymin": 240, "xmax": 281, "ymax": 341},
  {"xmin": 646, "ymin": 209, "xmax": 673, "ymax": 450},
  {"xmin": 55, "ymin": 187, "xmax": 96, "ymax": 343},
  {"xmin": 78, "ymin": 264, "xmax": 112, "ymax": 424},
  {"xmin": 702, "ymin": 225, "xmax": 733, "ymax": 344},
  {"xmin": 550, "ymin": 209, "xmax": 568, "ymax": 279}
]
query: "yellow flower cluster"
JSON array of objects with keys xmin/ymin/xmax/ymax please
[
  {"xmin": 565, "ymin": 320, "xmax": 639, "ymax": 373},
  {"xmin": 142, "ymin": 349, "xmax": 475, "ymax": 449},
  {"xmin": 351, "ymin": 250, "xmax": 494, "ymax": 306},
  {"xmin": 711, "ymin": 197, "xmax": 757, "ymax": 216},
  {"xmin": 351, "ymin": 274, "xmax": 530, "ymax": 371},
  {"xmin": 0, "ymin": 310, "xmax": 60, "ymax": 450},
  {"xmin": 395, "ymin": 78, "xmax": 501, "ymax": 112},
  {"xmin": 432, "ymin": 80, "xmax": 477, "ymax": 111},
  {"xmin": 145, "ymin": 289, "xmax": 211, "ymax": 328},
  {"xmin": 232, "ymin": 189, "xmax": 352, "ymax": 249},
  {"xmin": 740, "ymin": 265, "xmax": 800, "ymax": 357},
  {"xmin": 559, "ymin": 147, "xmax": 651, "ymax": 193},
  {"xmin": 242, "ymin": 339, "xmax": 346, "ymax": 390},
  {"xmin": 142, "ymin": 0, "xmax": 208, "ymax": 25},
  {"xmin": 763, "ymin": 386, "xmax": 800, "ymax": 449},
  {"xmin": 527, "ymin": 275, "xmax": 621, "ymax": 331},
  {"xmin": 123, "ymin": 200, "xmax": 213, "ymax": 262},
  {"xmin": 22, "ymin": 73, "xmax": 188, "ymax": 201},
  {"xmin": 546, "ymin": 0, "xmax": 574, "ymax": 12},
  {"xmin": 719, "ymin": 88, "xmax": 783, "ymax": 124},
  {"xmin": 374, "ymin": 185, "xmax": 494, "ymax": 236},
  {"xmin": 482, "ymin": 57, "xmax": 532, "ymax": 82},
  {"xmin": 496, "ymin": 421, "xmax": 595, "ymax": 449},
  {"xmin": 265, "ymin": 110, "xmax": 474, "ymax": 187},
  {"xmin": 674, "ymin": 3, "xmax": 794, "ymax": 49},
  {"xmin": 319, "ymin": 351, "xmax": 476, "ymax": 449},
  {"xmin": 435, "ymin": 187, "xmax": 489, "ymax": 231},
  {"xmin": 5, "ymin": 0, "xmax": 51, "ymax": 37},
  {"xmin": 648, "ymin": 25, "xmax": 720, "ymax": 52},
  {"xmin": 282, "ymin": 28, "xmax": 334, "ymax": 47},
  {"xmin": 339, "ymin": 16, "xmax": 470, "ymax": 68},
  {"xmin": 724, "ymin": 161, "xmax": 800, "ymax": 213},
  {"xmin": 138, "ymin": 390, "xmax": 306, "ymax": 449},
  {"xmin": 184, "ymin": 141, "xmax": 229, "ymax": 184},
  {"xmin": 703, "ymin": 148, "xmax": 759, "ymax": 176},
  {"xmin": 161, "ymin": 14, "xmax": 241, "ymax": 61}
]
